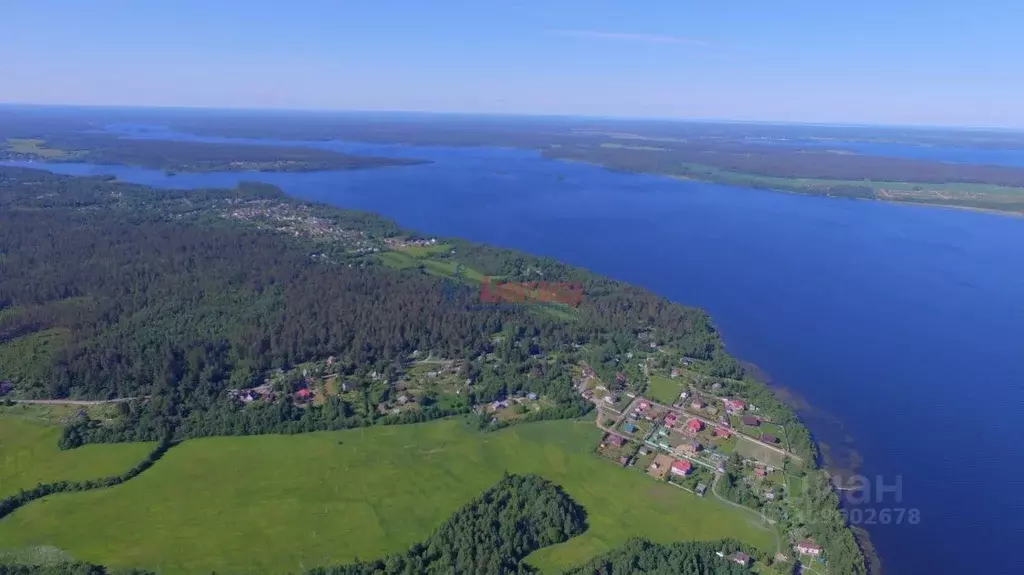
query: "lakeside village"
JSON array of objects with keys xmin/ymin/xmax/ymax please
[
  {"xmin": 224, "ymin": 343, "xmax": 829, "ymax": 574},
  {"xmin": 578, "ymin": 359, "xmax": 830, "ymax": 575}
]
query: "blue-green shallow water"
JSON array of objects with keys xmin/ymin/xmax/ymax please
[{"xmin": 5, "ymin": 136, "xmax": 1024, "ymax": 574}]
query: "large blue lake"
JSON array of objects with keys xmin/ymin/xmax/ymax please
[{"xmin": 6, "ymin": 133, "xmax": 1024, "ymax": 574}]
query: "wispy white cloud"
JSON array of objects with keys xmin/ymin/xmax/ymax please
[{"xmin": 547, "ymin": 29, "xmax": 709, "ymax": 47}]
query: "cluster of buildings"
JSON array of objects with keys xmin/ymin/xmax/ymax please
[
  {"xmin": 223, "ymin": 200, "xmax": 373, "ymax": 249},
  {"xmin": 227, "ymin": 384, "xmax": 274, "ymax": 404},
  {"xmin": 384, "ymin": 237, "xmax": 438, "ymax": 248}
]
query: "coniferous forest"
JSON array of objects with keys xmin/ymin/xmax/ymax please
[{"xmin": 0, "ymin": 166, "xmax": 737, "ymax": 447}]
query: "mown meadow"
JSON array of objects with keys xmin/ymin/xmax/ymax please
[
  {"xmin": 0, "ymin": 417, "xmax": 774, "ymax": 574},
  {"xmin": 0, "ymin": 406, "xmax": 153, "ymax": 498}
]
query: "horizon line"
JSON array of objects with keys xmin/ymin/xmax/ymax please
[{"xmin": 1, "ymin": 101, "xmax": 1022, "ymax": 132}]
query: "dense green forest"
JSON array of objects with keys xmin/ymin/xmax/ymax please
[
  {"xmin": 564, "ymin": 538, "xmax": 756, "ymax": 575},
  {"xmin": 0, "ymin": 167, "xmax": 735, "ymax": 447}
]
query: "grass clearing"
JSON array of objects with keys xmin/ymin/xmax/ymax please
[
  {"xmin": 0, "ymin": 410, "xmax": 154, "ymax": 498},
  {"xmin": 3, "ymin": 139, "xmax": 70, "ymax": 159},
  {"xmin": 0, "ymin": 419, "xmax": 774, "ymax": 574},
  {"xmin": 647, "ymin": 374, "xmax": 685, "ymax": 405},
  {"xmin": 394, "ymin": 243, "xmax": 453, "ymax": 257},
  {"xmin": 735, "ymin": 436, "xmax": 787, "ymax": 469}
]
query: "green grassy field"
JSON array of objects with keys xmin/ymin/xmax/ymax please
[
  {"xmin": 647, "ymin": 374, "xmax": 685, "ymax": 405},
  {"xmin": 0, "ymin": 408, "xmax": 154, "ymax": 498},
  {"xmin": 734, "ymin": 436, "xmax": 787, "ymax": 469},
  {"xmin": 375, "ymin": 251, "xmax": 486, "ymax": 284},
  {"xmin": 3, "ymin": 139, "xmax": 70, "ymax": 159},
  {"xmin": 0, "ymin": 419, "xmax": 774, "ymax": 574}
]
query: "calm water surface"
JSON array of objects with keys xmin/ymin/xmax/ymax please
[{"xmin": 6, "ymin": 133, "xmax": 1024, "ymax": 575}]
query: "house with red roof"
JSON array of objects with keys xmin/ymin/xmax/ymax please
[
  {"xmin": 636, "ymin": 400, "xmax": 650, "ymax": 412},
  {"xmin": 664, "ymin": 413, "xmax": 678, "ymax": 427},
  {"xmin": 796, "ymin": 539, "xmax": 823, "ymax": 556},
  {"xmin": 687, "ymin": 419, "xmax": 704, "ymax": 433},
  {"xmin": 714, "ymin": 427, "xmax": 732, "ymax": 438},
  {"xmin": 725, "ymin": 399, "xmax": 746, "ymax": 414},
  {"xmin": 670, "ymin": 459, "xmax": 693, "ymax": 476},
  {"xmin": 295, "ymin": 388, "xmax": 312, "ymax": 401}
]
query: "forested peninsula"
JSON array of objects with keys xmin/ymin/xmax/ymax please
[
  {"xmin": 0, "ymin": 135, "xmax": 425, "ymax": 173},
  {"xmin": 0, "ymin": 166, "xmax": 864, "ymax": 574}
]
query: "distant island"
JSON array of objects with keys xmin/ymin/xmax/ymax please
[
  {"xmin": 116, "ymin": 108, "xmax": 1024, "ymax": 215},
  {"xmin": 0, "ymin": 136, "xmax": 427, "ymax": 173}
]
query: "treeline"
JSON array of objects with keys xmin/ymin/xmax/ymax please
[
  {"xmin": 0, "ymin": 433, "xmax": 173, "ymax": 521},
  {"xmin": 795, "ymin": 473, "xmax": 867, "ymax": 575},
  {"xmin": 0, "ymin": 563, "xmax": 152, "ymax": 575},
  {"xmin": 565, "ymin": 538, "xmax": 756, "ymax": 574},
  {"xmin": 308, "ymin": 473, "xmax": 587, "ymax": 575},
  {"xmin": 716, "ymin": 454, "xmax": 865, "ymax": 575},
  {"xmin": 477, "ymin": 396, "xmax": 594, "ymax": 432}
]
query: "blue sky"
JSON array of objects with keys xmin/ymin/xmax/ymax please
[{"xmin": 2, "ymin": 0, "xmax": 1021, "ymax": 127}]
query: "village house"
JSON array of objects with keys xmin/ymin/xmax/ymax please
[
  {"xmin": 670, "ymin": 459, "xmax": 693, "ymax": 476},
  {"xmin": 725, "ymin": 399, "xmax": 746, "ymax": 414},
  {"xmin": 606, "ymin": 433, "xmax": 626, "ymax": 448},
  {"xmin": 687, "ymin": 418, "xmax": 704, "ymax": 434},
  {"xmin": 527, "ymin": 392, "xmax": 538, "ymax": 400},
  {"xmin": 761, "ymin": 433, "xmax": 778, "ymax": 444},
  {"xmin": 623, "ymin": 422, "xmax": 637, "ymax": 434},
  {"xmin": 295, "ymin": 388, "xmax": 312, "ymax": 401},
  {"xmin": 755, "ymin": 465, "xmax": 767, "ymax": 478},
  {"xmin": 399, "ymin": 395, "xmax": 411, "ymax": 405},
  {"xmin": 670, "ymin": 368, "xmax": 680, "ymax": 378},
  {"xmin": 742, "ymin": 416, "xmax": 761, "ymax": 427},
  {"xmin": 797, "ymin": 539, "xmax": 823, "ymax": 557},
  {"xmin": 731, "ymin": 552, "xmax": 751, "ymax": 567},
  {"xmin": 714, "ymin": 427, "xmax": 732, "ymax": 438},
  {"xmin": 615, "ymin": 372, "xmax": 628, "ymax": 385},
  {"xmin": 664, "ymin": 413, "xmax": 678, "ymax": 427},
  {"xmin": 678, "ymin": 440, "xmax": 702, "ymax": 455},
  {"xmin": 695, "ymin": 483, "xmax": 707, "ymax": 496},
  {"xmin": 636, "ymin": 400, "xmax": 651, "ymax": 412},
  {"xmin": 691, "ymin": 398, "xmax": 706, "ymax": 409}
]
